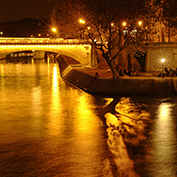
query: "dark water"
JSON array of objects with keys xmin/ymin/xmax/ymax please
[{"xmin": 0, "ymin": 59, "xmax": 176, "ymax": 177}]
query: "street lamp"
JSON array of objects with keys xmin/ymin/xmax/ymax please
[
  {"xmin": 79, "ymin": 19, "xmax": 85, "ymax": 24},
  {"xmin": 122, "ymin": 22, "xmax": 127, "ymax": 27},
  {"xmin": 79, "ymin": 19, "xmax": 85, "ymax": 39},
  {"xmin": 51, "ymin": 27, "xmax": 57, "ymax": 33},
  {"xmin": 161, "ymin": 58, "xmax": 165, "ymax": 63},
  {"xmin": 51, "ymin": 27, "xmax": 58, "ymax": 38},
  {"xmin": 138, "ymin": 21, "xmax": 142, "ymax": 26},
  {"xmin": 0, "ymin": 32, "xmax": 3, "ymax": 37},
  {"xmin": 161, "ymin": 58, "xmax": 165, "ymax": 74}
]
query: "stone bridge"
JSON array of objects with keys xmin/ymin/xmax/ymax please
[{"xmin": 0, "ymin": 37, "xmax": 98, "ymax": 67}]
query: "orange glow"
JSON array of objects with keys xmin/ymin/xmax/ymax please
[
  {"xmin": 47, "ymin": 65, "xmax": 62, "ymax": 136},
  {"xmin": 138, "ymin": 21, "xmax": 142, "ymax": 26},
  {"xmin": 79, "ymin": 19, "xmax": 85, "ymax": 24},
  {"xmin": 161, "ymin": 58, "xmax": 165, "ymax": 63},
  {"xmin": 122, "ymin": 22, "xmax": 127, "ymax": 27},
  {"xmin": 74, "ymin": 94, "xmax": 98, "ymax": 134},
  {"xmin": 51, "ymin": 27, "xmax": 57, "ymax": 33}
]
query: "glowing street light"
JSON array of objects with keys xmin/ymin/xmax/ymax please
[
  {"xmin": 79, "ymin": 19, "xmax": 86, "ymax": 39},
  {"xmin": 51, "ymin": 27, "xmax": 57, "ymax": 33},
  {"xmin": 51, "ymin": 27, "xmax": 58, "ymax": 38},
  {"xmin": 138, "ymin": 21, "xmax": 142, "ymax": 26},
  {"xmin": 161, "ymin": 58, "xmax": 165, "ymax": 74},
  {"xmin": 161, "ymin": 58, "xmax": 165, "ymax": 63},
  {"xmin": 79, "ymin": 19, "xmax": 85, "ymax": 24},
  {"xmin": 122, "ymin": 22, "xmax": 127, "ymax": 27}
]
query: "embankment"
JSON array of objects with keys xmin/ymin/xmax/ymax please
[{"xmin": 56, "ymin": 55, "xmax": 177, "ymax": 96}]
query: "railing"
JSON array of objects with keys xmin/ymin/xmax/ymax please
[{"xmin": 0, "ymin": 37, "xmax": 89, "ymax": 44}]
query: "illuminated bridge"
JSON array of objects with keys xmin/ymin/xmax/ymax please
[{"xmin": 0, "ymin": 37, "xmax": 98, "ymax": 66}]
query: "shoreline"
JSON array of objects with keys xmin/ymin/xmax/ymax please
[{"xmin": 56, "ymin": 55, "xmax": 177, "ymax": 96}]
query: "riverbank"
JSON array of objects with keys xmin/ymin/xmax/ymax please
[{"xmin": 56, "ymin": 55, "xmax": 177, "ymax": 96}]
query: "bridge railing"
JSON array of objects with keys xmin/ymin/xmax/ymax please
[{"xmin": 0, "ymin": 37, "xmax": 90, "ymax": 44}]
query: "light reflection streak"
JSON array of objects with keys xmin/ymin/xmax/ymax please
[
  {"xmin": 0, "ymin": 64, "xmax": 4, "ymax": 88},
  {"xmin": 75, "ymin": 94, "xmax": 98, "ymax": 134},
  {"xmin": 102, "ymin": 97, "xmax": 150, "ymax": 176},
  {"xmin": 152, "ymin": 102, "xmax": 175, "ymax": 176},
  {"xmin": 47, "ymin": 65, "xmax": 62, "ymax": 136},
  {"xmin": 31, "ymin": 58, "xmax": 34, "ymax": 64},
  {"xmin": 71, "ymin": 93, "xmax": 102, "ymax": 175},
  {"xmin": 32, "ymin": 86, "xmax": 42, "ymax": 118},
  {"xmin": 156, "ymin": 103, "xmax": 173, "ymax": 149}
]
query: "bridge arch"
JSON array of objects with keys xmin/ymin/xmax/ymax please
[{"xmin": 0, "ymin": 38, "xmax": 98, "ymax": 67}]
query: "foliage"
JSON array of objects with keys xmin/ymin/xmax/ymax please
[
  {"xmin": 148, "ymin": 0, "xmax": 177, "ymax": 40},
  {"xmin": 84, "ymin": 0, "xmax": 153, "ymax": 77},
  {"xmin": 50, "ymin": 0, "xmax": 87, "ymax": 38},
  {"xmin": 162, "ymin": 0, "xmax": 177, "ymax": 37},
  {"xmin": 51, "ymin": 0, "xmax": 157, "ymax": 78}
]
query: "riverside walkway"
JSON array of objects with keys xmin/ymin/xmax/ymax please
[
  {"xmin": 57, "ymin": 55, "xmax": 177, "ymax": 96},
  {"xmin": 65, "ymin": 54, "xmax": 160, "ymax": 78}
]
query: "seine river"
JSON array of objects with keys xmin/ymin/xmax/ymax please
[{"xmin": 0, "ymin": 58, "xmax": 176, "ymax": 177}]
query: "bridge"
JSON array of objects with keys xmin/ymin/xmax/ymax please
[{"xmin": 0, "ymin": 37, "xmax": 98, "ymax": 67}]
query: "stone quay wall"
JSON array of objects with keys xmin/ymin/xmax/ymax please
[{"xmin": 57, "ymin": 54, "xmax": 177, "ymax": 96}]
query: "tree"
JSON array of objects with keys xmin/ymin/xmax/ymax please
[
  {"xmin": 84, "ymin": 0, "xmax": 154, "ymax": 78},
  {"xmin": 95, "ymin": 96, "xmax": 151, "ymax": 176},
  {"xmin": 148, "ymin": 0, "xmax": 177, "ymax": 42},
  {"xmin": 50, "ymin": 0, "xmax": 86, "ymax": 38},
  {"xmin": 161, "ymin": 0, "xmax": 177, "ymax": 42},
  {"xmin": 52, "ymin": 0, "xmax": 154, "ymax": 78}
]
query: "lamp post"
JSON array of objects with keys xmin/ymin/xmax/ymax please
[
  {"xmin": 122, "ymin": 21, "xmax": 127, "ymax": 27},
  {"xmin": 79, "ymin": 19, "xmax": 85, "ymax": 39},
  {"xmin": 51, "ymin": 27, "xmax": 58, "ymax": 38},
  {"xmin": 138, "ymin": 21, "xmax": 142, "ymax": 26},
  {"xmin": 51, "ymin": 27, "xmax": 57, "ymax": 33},
  {"xmin": 161, "ymin": 58, "xmax": 165, "ymax": 77}
]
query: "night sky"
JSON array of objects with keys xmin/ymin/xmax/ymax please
[{"xmin": 0, "ymin": 0, "xmax": 58, "ymax": 20}]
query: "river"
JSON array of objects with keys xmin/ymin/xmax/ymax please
[{"xmin": 0, "ymin": 58, "xmax": 176, "ymax": 177}]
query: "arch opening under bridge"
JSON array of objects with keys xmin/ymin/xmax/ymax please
[{"xmin": 0, "ymin": 38, "xmax": 98, "ymax": 67}]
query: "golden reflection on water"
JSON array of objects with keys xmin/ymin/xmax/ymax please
[
  {"xmin": 103, "ymin": 97, "xmax": 151, "ymax": 177},
  {"xmin": 74, "ymin": 94, "xmax": 99, "ymax": 134},
  {"xmin": 156, "ymin": 102, "xmax": 174, "ymax": 149},
  {"xmin": 31, "ymin": 86, "xmax": 44, "ymax": 134},
  {"xmin": 0, "ymin": 64, "xmax": 4, "ymax": 88},
  {"xmin": 152, "ymin": 102, "xmax": 175, "ymax": 176},
  {"xmin": 31, "ymin": 58, "xmax": 34, "ymax": 64},
  {"xmin": 47, "ymin": 64, "xmax": 62, "ymax": 136}
]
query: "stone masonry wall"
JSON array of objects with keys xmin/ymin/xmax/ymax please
[{"xmin": 57, "ymin": 54, "xmax": 177, "ymax": 96}]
